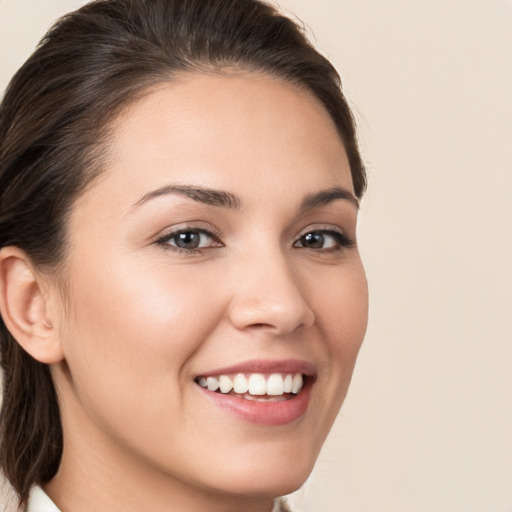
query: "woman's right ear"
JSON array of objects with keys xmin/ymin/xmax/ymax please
[{"xmin": 0, "ymin": 246, "xmax": 64, "ymax": 364}]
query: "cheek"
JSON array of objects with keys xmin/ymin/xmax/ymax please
[
  {"xmin": 316, "ymin": 261, "xmax": 368, "ymax": 352},
  {"xmin": 59, "ymin": 259, "xmax": 227, "ymax": 406},
  {"xmin": 310, "ymin": 260, "xmax": 368, "ymax": 401}
]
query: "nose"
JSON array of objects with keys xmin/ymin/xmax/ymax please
[{"xmin": 228, "ymin": 252, "xmax": 315, "ymax": 336}]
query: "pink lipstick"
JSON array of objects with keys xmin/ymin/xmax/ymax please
[{"xmin": 194, "ymin": 359, "xmax": 315, "ymax": 425}]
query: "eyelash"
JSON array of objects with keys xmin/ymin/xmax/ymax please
[
  {"xmin": 155, "ymin": 227, "xmax": 222, "ymax": 255},
  {"xmin": 293, "ymin": 228, "xmax": 355, "ymax": 252},
  {"xmin": 155, "ymin": 226, "xmax": 355, "ymax": 255}
]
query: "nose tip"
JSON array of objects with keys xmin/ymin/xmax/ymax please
[{"xmin": 228, "ymin": 263, "xmax": 315, "ymax": 336}]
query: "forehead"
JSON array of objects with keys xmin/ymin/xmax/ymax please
[{"xmin": 80, "ymin": 72, "xmax": 353, "ymax": 212}]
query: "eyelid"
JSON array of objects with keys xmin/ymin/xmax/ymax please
[
  {"xmin": 293, "ymin": 224, "xmax": 356, "ymax": 249},
  {"xmin": 154, "ymin": 221, "xmax": 222, "ymax": 239},
  {"xmin": 295, "ymin": 224, "xmax": 351, "ymax": 241},
  {"xmin": 154, "ymin": 223, "xmax": 224, "ymax": 250}
]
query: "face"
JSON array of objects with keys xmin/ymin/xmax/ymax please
[{"xmin": 50, "ymin": 73, "xmax": 368, "ymax": 501}]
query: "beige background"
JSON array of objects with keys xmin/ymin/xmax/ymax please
[{"xmin": 1, "ymin": 1, "xmax": 511, "ymax": 511}]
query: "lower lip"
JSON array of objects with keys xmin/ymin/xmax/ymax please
[{"xmin": 196, "ymin": 378, "xmax": 313, "ymax": 426}]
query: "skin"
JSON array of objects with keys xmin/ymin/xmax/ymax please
[{"xmin": 7, "ymin": 73, "xmax": 368, "ymax": 511}]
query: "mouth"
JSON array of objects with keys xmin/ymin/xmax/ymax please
[
  {"xmin": 195, "ymin": 372, "xmax": 306, "ymax": 402},
  {"xmin": 194, "ymin": 360, "xmax": 316, "ymax": 425}
]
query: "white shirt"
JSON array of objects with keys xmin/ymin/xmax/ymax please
[
  {"xmin": 26, "ymin": 486, "xmax": 60, "ymax": 512},
  {"xmin": 26, "ymin": 486, "xmax": 284, "ymax": 512}
]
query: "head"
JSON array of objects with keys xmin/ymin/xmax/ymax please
[{"xmin": 0, "ymin": 0, "xmax": 367, "ymax": 507}]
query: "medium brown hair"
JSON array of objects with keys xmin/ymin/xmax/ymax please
[{"xmin": 0, "ymin": 0, "xmax": 366, "ymax": 503}]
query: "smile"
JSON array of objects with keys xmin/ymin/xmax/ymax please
[
  {"xmin": 195, "ymin": 373, "xmax": 305, "ymax": 401},
  {"xmin": 194, "ymin": 360, "xmax": 315, "ymax": 425}
]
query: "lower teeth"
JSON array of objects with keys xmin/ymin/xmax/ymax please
[{"xmin": 241, "ymin": 393, "xmax": 291, "ymax": 402}]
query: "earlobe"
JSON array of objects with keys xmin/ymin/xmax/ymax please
[{"xmin": 0, "ymin": 246, "xmax": 64, "ymax": 364}]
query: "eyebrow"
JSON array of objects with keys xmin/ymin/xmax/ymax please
[
  {"xmin": 300, "ymin": 187, "xmax": 359, "ymax": 211},
  {"xmin": 131, "ymin": 184, "xmax": 242, "ymax": 211},
  {"xmin": 131, "ymin": 184, "xmax": 358, "ymax": 212}
]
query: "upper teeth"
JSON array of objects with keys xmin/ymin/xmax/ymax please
[{"xmin": 197, "ymin": 373, "xmax": 304, "ymax": 396}]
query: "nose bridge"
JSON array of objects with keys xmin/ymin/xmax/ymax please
[{"xmin": 228, "ymin": 246, "xmax": 315, "ymax": 335}]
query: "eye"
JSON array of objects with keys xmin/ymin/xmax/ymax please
[
  {"xmin": 294, "ymin": 229, "xmax": 353, "ymax": 251},
  {"xmin": 157, "ymin": 228, "xmax": 222, "ymax": 252}
]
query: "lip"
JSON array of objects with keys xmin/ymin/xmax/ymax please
[
  {"xmin": 194, "ymin": 359, "xmax": 316, "ymax": 426},
  {"xmin": 194, "ymin": 358, "xmax": 317, "ymax": 378}
]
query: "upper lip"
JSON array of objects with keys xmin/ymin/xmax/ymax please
[{"xmin": 195, "ymin": 359, "xmax": 317, "ymax": 378}]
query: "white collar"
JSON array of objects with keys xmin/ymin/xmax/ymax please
[
  {"xmin": 26, "ymin": 486, "xmax": 61, "ymax": 512},
  {"xmin": 27, "ymin": 486, "xmax": 283, "ymax": 512},
  {"xmin": 271, "ymin": 499, "xmax": 284, "ymax": 512}
]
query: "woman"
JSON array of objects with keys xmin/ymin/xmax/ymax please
[{"xmin": 0, "ymin": 1, "xmax": 368, "ymax": 511}]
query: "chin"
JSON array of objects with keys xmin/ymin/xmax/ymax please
[
  {"xmin": 217, "ymin": 470, "xmax": 311, "ymax": 499},
  {"xmin": 202, "ymin": 444, "xmax": 318, "ymax": 499}
]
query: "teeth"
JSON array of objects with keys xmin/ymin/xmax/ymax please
[
  {"xmin": 292, "ymin": 374, "xmax": 303, "ymax": 394},
  {"xmin": 198, "ymin": 373, "xmax": 304, "ymax": 397},
  {"xmin": 233, "ymin": 373, "xmax": 248, "ymax": 393},
  {"xmin": 248, "ymin": 374, "xmax": 267, "ymax": 395},
  {"xmin": 267, "ymin": 374, "xmax": 284, "ymax": 396},
  {"xmin": 219, "ymin": 375, "xmax": 233, "ymax": 393},
  {"xmin": 283, "ymin": 374, "xmax": 293, "ymax": 393},
  {"xmin": 206, "ymin": 376, "xmax": 219, "ymax": 391}
]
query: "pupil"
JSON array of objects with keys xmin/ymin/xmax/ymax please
[
  {"xmin": 176, "ymin": 232, "xmax": 200, "ymax": 248},
  {"xmin": 303, "ymin": 232, "xmax": 324, "ymax": 248}
]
